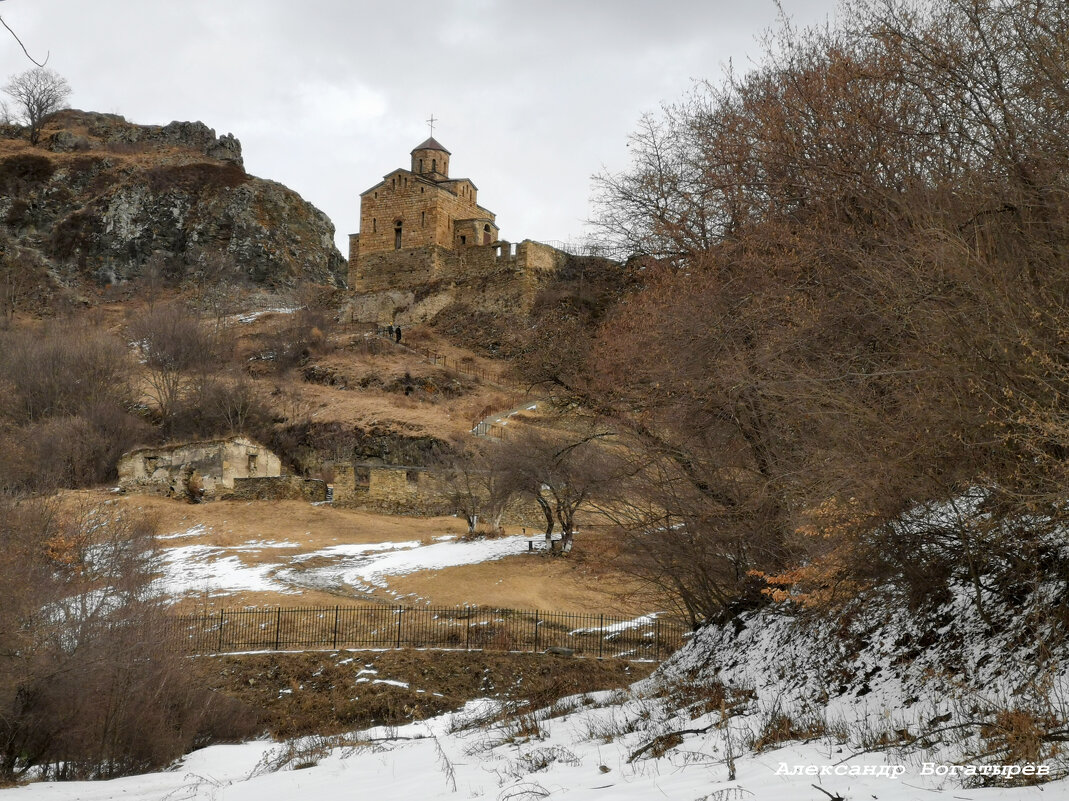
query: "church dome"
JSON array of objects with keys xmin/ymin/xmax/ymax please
[
  {"xmin": 411, "ymin": 137, "xmax": 450, "ymax": 179},
  {"xmin": 411, "ymin": 137, "xmax": 451, "ymax": 155}
]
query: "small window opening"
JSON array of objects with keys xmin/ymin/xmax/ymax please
[
  {"xmin": 419, "ymin": 158, "xmax": 423, "ymax": 173},
  {"xmin": 460, "ymin": 235, "xmax": 466, "ymax": 245},
  {"xmin": 421, "ymin": 211, "xmax": 426, "ymax": 226},
  {"xmin": 431, "ymin": 159, "xmax": 436, "ymax": 173},
  {"xmin": 356, "ymin": 467, "xmax": 370, "ymax": 487},
  {"xmin": 394, "ymin": 223, "xmax": 402, "ymax": 249},
  {"xmin": 406, "ymin": 469, "xmax": 419, "ymax": 486},
  {"xmin": 372, "ymin": 218, "xmax": 376, "ymax": 233},
  {"xmin": 248, "ymin": 454, "xmax": 258, "ymax": 474}
]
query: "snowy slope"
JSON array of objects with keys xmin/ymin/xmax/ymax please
[{"xmin": 2, "ymin": 691, "xmax": 1062, "ymax": 800}]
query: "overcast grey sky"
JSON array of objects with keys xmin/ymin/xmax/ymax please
[{"xmin": 1, "ymin": 0, "xmax": 840, "ymax": 254}]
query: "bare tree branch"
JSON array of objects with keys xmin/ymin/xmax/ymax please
[{"xmin": 0, "ymin": 9, "xmax": 48, "ymax": 67}]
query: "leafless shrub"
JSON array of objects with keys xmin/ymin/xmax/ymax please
[
  {"xmin": 0, "ymin": 321, "xmax": 132, "ymax": 425},
  {"xmin": 0, "ymin": 499, "xmax": 257, "ymax": 781},
  {"xmin": 127, "ymin": 302, "xmax": 221, "ymax": 433}
]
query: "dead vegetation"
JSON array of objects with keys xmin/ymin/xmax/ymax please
[{"xmin": 201, "ymin": 649, "xmax": 654, "ymax": 739}]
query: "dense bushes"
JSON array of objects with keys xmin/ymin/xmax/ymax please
[
  {"xmin": 0, "ymin": 322, "xmax": 147, "ymax": 491},
  {"xmin": 576, "ymin": 0, "xmax": 1069, "ymax": 625}
]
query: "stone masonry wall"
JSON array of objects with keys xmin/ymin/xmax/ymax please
[
  {"xmin": 117, "ymin": 437, "xmax": 281, "ymax": 500},
  {"xmin": 224, "ymin": 476, "xmax": 327, "ymax": 502},
  {"xmin": 348, "ymin": 239, "xmax": 567, "ymax": 322}
]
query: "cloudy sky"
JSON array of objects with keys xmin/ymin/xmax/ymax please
[{"xmin": 1, "ymin": 0, "xmax": 840, "ymax": 255}]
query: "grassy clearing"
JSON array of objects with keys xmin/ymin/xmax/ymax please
[{"xmin": 69, "ymin": 492, "xmax": 650, "ymax": 614}]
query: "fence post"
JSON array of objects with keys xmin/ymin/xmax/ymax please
[
  {"xmin": 275, "ymin": 608, "xmax": 282, "ymax": 650},
  {"xmin": 533, "ymin": 611, "xmax": 540, "ymax": 652},
  {"xmin": 654, "ymin": 618, "xmax": 660, "ymax": 660},
  {"xmin": 332, "ymin": 605, "xmax": 340, "ymax": 649},
  {"xmin": 217, "ymin": 610, "xmax": 225, "ymax": 652},
  {"xmin": 465, "ymin": 607, "xmax": 471, "ymax": 651},
  {"xmin": 395, "ymin": 606, "xmax": 403, "ymax": 648},
  {"xmin": 598, "ymin": 614, "xmax": 604, "ymax": 659}
]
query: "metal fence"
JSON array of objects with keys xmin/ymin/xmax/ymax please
[
  {"xmin": 164, "ymin": 605, "xmax": 686, "ymax": 661},
  {"xmin": 471, "ymin": 420, "xmax": 507, "ymax": 438}
]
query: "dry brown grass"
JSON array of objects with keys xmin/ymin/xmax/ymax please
[
  {"xmin": 64, "ymin": 491, "xmax": 655, "ymax": 617},
  {"xmin": 387, "ymin": 541, "xmax": 649, "ymax": 615},
  {"xmin": 200, "ymin": 648, "xmax": 655, "ymax": 739}
]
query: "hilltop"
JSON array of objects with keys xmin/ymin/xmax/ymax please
[{"xmin": 0, "ymin": 109, "xmax": 346, "ymax": 313}]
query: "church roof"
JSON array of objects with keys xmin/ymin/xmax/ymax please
[{"xmin": 411, "ymin": 137, "xmax": 451, "ymax": 155}]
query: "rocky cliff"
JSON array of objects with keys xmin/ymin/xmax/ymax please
[{"xmin": 0, "ymin": 110, "xmax": 346, "ymax": 292}]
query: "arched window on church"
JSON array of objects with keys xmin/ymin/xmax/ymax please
[
  {"xmin": 372, "ymin": 218, "xmax": 377, "ymax": 233},
  {"xmin": 421, "ymin": 211, "xmax": 426, "ymax": 227},
  {"xmin": 483, "ymin": 224, "xmax": 491, "ymax": 245},
  {"xmin": 432, "ymin": 159, "xmax": 436, "ymax": 173},
  {"xmin": 394, "ymin": 222, "xmax": 403, "ymax": 250},
  {"xmin": 419, "ymin": 159, "xmax": 423, "ymax": 173}
]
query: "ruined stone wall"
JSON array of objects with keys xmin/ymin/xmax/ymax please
[
  {"xmin": 348, "ymin": 239, "xmax": 566, "ymax": 324},
  {"xmin": 348, "ymin": 233, "xmax": 360, "ymax": 284},
  {"xmin": 331, "ymin": 464, "xmax": 441, "ymax": 514},
  {"xmin": 224, "ymin": 476, "xmax": 327, "ymax": 502},
  {"xmin": 118, "ymin": 437, "xmax": 281, "ymax": 500},
  {"xmin": 223, "ymin": 439, "xmax": 281, "ymax": 482}
]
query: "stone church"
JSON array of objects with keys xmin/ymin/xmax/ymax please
[
  {"xmin": 352, "ymin": 136, "xmax": 499, "ymax": 257},
  {"xmin": 349, "ymin": 136, "xmax": 502, "ymax": 287},
  {"xmin": 344, "ymin": 133, "xmax": 583, "ymax": 326}
]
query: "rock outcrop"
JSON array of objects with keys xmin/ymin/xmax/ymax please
[{"xmin": 1, "ymin": 110, "xmax": 346, "ymax": 290}]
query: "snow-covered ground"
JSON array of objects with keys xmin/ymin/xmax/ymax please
[
  {"xmin": 3, "ymin": 685, "xmax": 1061, "ymax": 800},
  {"xmin": 10, "ymin": 571, "xmax": 1069, "ymax": 800},
  {"xmin": 154, "ymin": 527, "xmax": 530, "ymax": 601}
]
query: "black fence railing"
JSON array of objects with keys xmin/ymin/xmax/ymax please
[{"xmin": 164, "ymin": 605, "xmax": 686, "ymax": 661}]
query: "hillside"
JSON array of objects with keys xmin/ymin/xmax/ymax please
[
  {"xmin": 7, "ymin": 567, "xmax": 1066, "ymax": 800},
  {"xmin": 7, "ymin": 0, "xmax": 1069, "ymax": 787},
  {"xmin": 0, "ymin": 109, "xmax": 345, "ymax": 309}
]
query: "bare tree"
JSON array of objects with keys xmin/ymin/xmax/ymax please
[
  {"xmin": 498, "ymin": 427, "xmax": 617, "ymax": 554},
  {"xmin": 431, "ymin": 438, "xmax": 517, "ymax": 535},
  {"xmin": 0, "ymin": 238, "xmax": 38, "ymax": 326},
  {"xmin": 127, "ymin": 302, "xmax": 218, "ymax": 434},
  {"xmin": 581, "ymin": 0, "xmax": 1069, "ymax": 623},
  {"xmin": 3, "ymin": 66, "xmax": 70, "ymax": 145},
  {"xmin": 0, "ymin": 497, "xmax": 255, "ymax": 781}
]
